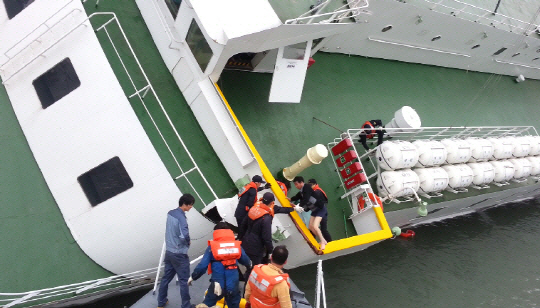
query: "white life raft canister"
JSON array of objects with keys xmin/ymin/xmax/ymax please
[
  {"xmin": 467, "ymin": 162, "xmax": 495, "ymax": 185},
  {"xmin": 526, "ymin": 156, "xmax": 540, "ymax": 176},
  {"xmin": 376, "ymin": 141, "xmax": 419, "ymax": 170},
  {"xmin": 512, "ymin": 136, "xmax": 531, "ymax": 157},
  {"xmin": 526, "ymin": 136, "xmax": 540, "ymax": 156},
  {"xmin": 489, "ymin": 160, "xmax": 515, "ymax": 182},
  {"xmin": 441, "ymin": 139, "xmax": 472, "ymax": 164},
  {"xmin": 412, "ymin": 140, "xmax": 447, "ymax": 167},
  {"xmin": 509, "ymin": 158, "xmax": 532, "ymax": 179},
  {"xmin": 441, "ymin": 164, "xmax": 473, "ymax": 189},
  {"xmin": 413, "ymin": 167, "xmax": 449, "ymax": 193},
  {"xmin": 376, "ymin": 169, "xmax": 420, "ymax": 198},
  {"xmin": 487, "ymin": 137, "xmax": 514, "ymax": 160},
  {"xmin": 466, "ymin": 138, "xmax": 494, "ymax": 162},
  {"xmin": 384, "ymin": 106, "xmax": 422, "ymax": 136}
]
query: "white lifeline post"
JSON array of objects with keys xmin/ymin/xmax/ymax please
[{"xmin": 315, "ymin": 259, "xmax": 327, "ymax": 308}]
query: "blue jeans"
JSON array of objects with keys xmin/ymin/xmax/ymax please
[
  {"xmin": 157, "ymin": 251, "xmax": 191, "ymax": 308},
  {"xmin": 203, "ymin": 281, "xmax": 241, "ymax": 308}
]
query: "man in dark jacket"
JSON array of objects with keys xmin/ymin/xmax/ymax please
[
  {"xmin": 234, "ymin": 175, "xmax": 265, "ymax": 226},
  {"xmin": 189, "ymin": 222, "xmax": 251, "ymax": 308},
  {"xmin": 238, "ymin": 192, "xmax": 294, "ymax": 265},
  {"xmin": 288, "ymin": 176, "xmax": 331, "ymax": 250}
]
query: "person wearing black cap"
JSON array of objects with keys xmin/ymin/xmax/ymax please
[
  {"xmin": 238, "ymin": 192, "xmax": 293, "ymax": 267},
  {"xmin": 288, "ymin": 176, "xmax": 331, "ymax": 250},
  {"xmin": 234, "ymin": 175, "xmax": 266, "ymax": 227}
]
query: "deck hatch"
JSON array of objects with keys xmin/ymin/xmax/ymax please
[
  {"xmin": 3, "ymin": 0, "xmax": 34, "ymax": 19},
  {"xmin": 32, "ymin": 58, "xmax": 81, "ymax": 109},
  {"xmin": 78, "ymin": 156, "xmax": 134, "ymax": 207}
]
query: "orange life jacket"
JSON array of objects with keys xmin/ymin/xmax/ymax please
[
  {"xmin": 276, "ymin": 181, "xmax": 288, "ymax": 196},
  {"xmin": 239, "ymin": 182, "xmax": 259, "ymax": 210},
  {"xmin": 248, "ymin": 201, "xmax": 274, "ymax": 220},
  {"xmin": 248, "ymin": 264, "xmax": 290, "ymax": 308},
  {"xmin": 362, "ymin": 121, "xmax": 375, "ymax": 139},
  {"xmin": 207, "ymin": 229, "xmax": 242, "ymax": 274},
  {"xmin": 311, "ymin": 184, "xmax": 327, "ymax": 200}
]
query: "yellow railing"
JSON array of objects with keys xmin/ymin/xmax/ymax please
[{"xmin": 215, "ymin": 84, "xmax": 392, "ymax": 254}]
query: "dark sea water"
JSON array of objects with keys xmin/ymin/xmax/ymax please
[{"xmin": 82, "ymin": 198, "xmax": 540, "ymax": 308}]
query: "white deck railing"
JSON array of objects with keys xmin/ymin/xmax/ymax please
[
  {"xmin": 285, "ymin": 0, "xmax": 370, "ymax": 24},
  {"xmin": 409, "ymin": 0, "xmax": 540, "ymax": 36}
]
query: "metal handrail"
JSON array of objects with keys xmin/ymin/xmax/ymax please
[
  {"xmin": 421, "ymin": 0, "xmax": 540, "ymax": 35},
  {"xmin": 1, "ymin": 0, "xmax": 78, "ymax": 62},
  {"xmin": 285, "ymin": 0, "xmax": 370, "ymax": 24},
  {"xmin": 93, "ymin": 12, "xmax": 218, "ymax": 204},
  {"xmin": 150, "ymin": 0, "xmax": 183, "ymax": 50}
]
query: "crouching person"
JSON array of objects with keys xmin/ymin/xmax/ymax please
[
  {"xmin": 245, "ymin": 246, "xmax": 291, "ymax": 308},
  {"xmin": 189, "ymin": 222, "xmax": 251, "ymax": 308}
]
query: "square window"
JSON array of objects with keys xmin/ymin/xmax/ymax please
[
  {"xmin": 3, "ymin": 0, "xmax": 34, "ymax": 19},
  {"xmin": 33, "ymin": 58, "xmax": 81, "ymax": 109},
  {"xmin": 185, "ymin": 19, "xmax": 213, "ymax": 72},
  {"xmin": 78, "ymin": 157, "xmax": 134, "ymax": 207}
]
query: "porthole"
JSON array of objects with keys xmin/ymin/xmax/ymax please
[
  {"xmin": 493, "ymin": 47, "xmax": 507, "ymax": 56},
  {"xmin": 3, "ymin": 0, "xmax": 35, "ymax": 19},
  {"xmin": 431, "ymin": 35, "xmax": 441, "ymax": 41},
  {"xmin": 512, "ymin": 52, "xmax": 520, "ymax": 57},
  {"xmin": 382, "ymin": 25, "xmax": 393, "ymax": 32},
  {"xmin": 471, "ymin": 44, "xmax": 480, "ymax": 49},
  {"xmin": 533, "ymin": 57, "xmax": 539, "ymax": 61},
  {"xmin": 536, "ymin": 48, "xmax": 540, "ymax": 53}
]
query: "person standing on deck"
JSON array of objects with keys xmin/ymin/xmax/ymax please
[
  {"xmin": 189, "ymin": 222, "xmax": 251, "ymax": 308},
  {"xmin": 288, "ymin": 176, "xmax": 331, "ymax": 250},
  {"xmin": 307, "ymin": 179, "xmax": 332, "ymax": 243},
  {"xmin": 235, "ymin": 175, "xmax": 266, "ymax": 227},
  {"xmin": 244, "ymin": 246, "xmax": 292, "ymax": 308},
  {"xmin": 157, "ymin": 194, "xmax": 196, "ymax": 308}
]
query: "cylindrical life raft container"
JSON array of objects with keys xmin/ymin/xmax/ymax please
[
  {"xmin": 467, "ymin": 162, "xmax": 495, "ymax": 185},
  {"xmin": 489, "ymin": 160, "xmax": 515, "ymax": 182},
  {"xmin": 466, "ymin": 138, "xmax": 494, "ymax": 162},
  {"xmin": 376, "ymin": 141, "xmax": 419, "ymax": 171},
  {"xmin": 412, "ymin": 140, "xmax": 447, "ymax": 167},
  {"xmin": 509, "ymin": 158, "xmax": 532, "ymax": 179},
  {"xmin": 413, "ymin": 167, "xmax": 449, "ymax": 193},
  {"xmin": 441, "ymin": 164, "xmax": 473, "ymax": 189},
  {"xmin": 487, "ymin": 137, "xmax": 514, "ymax": 160},
  {"xmin": 377, "ymin": 169, "xmax": 420, "ymax": 198},
  {"xmin": 441, "ymin": 139, "xmax": 472, "ymax": 164}
]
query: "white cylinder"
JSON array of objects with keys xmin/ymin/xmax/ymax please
[
  {"xmin": 526, "ymin": 156, "xmax": 540, "ymax": 176},
  {"xmin": 413, "ymin": 167, "xmax": 449, "ymax": 193},
  {"xmin": 487, "ymin": 137, "xmax": 514, "ymax": 160},
  {"xmin": 375, "ymin": 140, "xmax": 419, "ymax": 170},
  {"xmin": 512, "ymin": 136, "xmax": 531, "ymax": 157},
  {"xmin": 467, "ymin": 138, "xmax": 494, "ymax": 162},
  {"xmin": 376, "ymin": 169, "xmax": 420, "ymax": 198},
  {"xmin": 527, "ymin": 136, "xmax": 540, "ymax": 156},
  {"xmin": 441, "ymin": 164, "xmax": 473, "ymax": 189},
  {"xmin": 384, "ymin": 106, "xmax": 421, "ymax": 136},
  {"xmin": 282, "ymin": 144, "xmax": 328, "ymax": 181},
  {"xmin": 509, "ymin": 158, "xmax": 532, "ymax": 179},
  {"xmin": 441, "ymin": 139, "xmax": 472, "ymax": 164},
  {"xmin": 412, "ymin": 140, "xmax": 447, "ymax": 167},
  {"xmin": 467, "ymin": 162, "xmax": 495, "ymax": 185},
  {"xmin": 490, "ymin": 160, "xmax": 515, "ymax": 182}
]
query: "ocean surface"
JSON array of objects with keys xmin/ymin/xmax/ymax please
[{"xmin": 82, "ymin": 198, "xmax": 540, "ymax": 308}]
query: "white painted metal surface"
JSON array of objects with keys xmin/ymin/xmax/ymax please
[{"xmin": 269, "ymin": 40, "xmax": 313, "ymax": 103}]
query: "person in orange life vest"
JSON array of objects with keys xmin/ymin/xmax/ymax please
[
  {"xmin": 245, "ymin": 245, "xmax": 292, "ymax": 308},
  {"xmin": 234, "ymin": 175, "xmax": 268, "ymax": 227},
  {"xmin": 275, "ymin": 180, "xmax": 290, "ymax": 197},
  {"xmin": 189, "ymin": 222, "xmax": 251, "ymax": 308},
  {"xmin": 358, "ymin": 119, "xmax": 384, "ymax": 151},
  {"xmin": 238, "ymin": 192, "xmax": 296, "ymax": 267},
  {"xmin": 288, "ymin": 176, "xmax": 330, "ymax": 250}
]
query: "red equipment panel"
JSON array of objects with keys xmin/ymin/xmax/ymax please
[
  {"xmin": 336, "ymin": 150, "xmax": 357, "ymax": 168},
  {"xmin": 340, "ymin": 162, "xmax": 363, "ymax": 179},
  {"xmin": 331, "ymin": 138, "xmax": 353, "ymax": 156},
  {"xmin": 344, "ymin": 173, "xmax": 367, "ymax": 190}
]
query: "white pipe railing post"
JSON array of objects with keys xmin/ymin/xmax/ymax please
[{"xmin": 153, "ymin": 242, "xmax": 167, "ymax": 294}]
